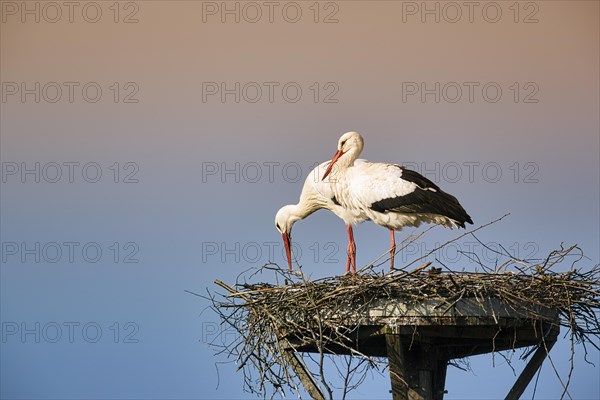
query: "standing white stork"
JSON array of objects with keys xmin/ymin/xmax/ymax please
[
  {"xmin": 275, "ymin": 162, "xmax": 366, "ymax": 272},
  {"xmin": 322, "ymin": 131, "xmax": 473, "ymax": 273}
]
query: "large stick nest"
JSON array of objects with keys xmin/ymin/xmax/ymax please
[{"xmin": 206, "ymin": 243, "xmax": 600, "ymax": 399}]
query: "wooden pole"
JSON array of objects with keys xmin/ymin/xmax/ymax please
[
  {"xmin": 386, "ymin": 334, "xmax": 433, "ymax": 400},
  {"xmin": 386, "ymin": 334, "xmax": 410, "ymax": 400},
  {"xmin": 432, "ymin": 360, "xmax": 448, "ymax": 400}
]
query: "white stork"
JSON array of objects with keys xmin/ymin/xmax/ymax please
[
  {"xmin": 275, "ymin": 162, "xmax": 365, "ymax": 272},
  {"xmin": 322, "ymin": 131, "xmax": 473, "ymax": 273}
]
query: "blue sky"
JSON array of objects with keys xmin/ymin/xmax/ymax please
[{"xmin": 1, "ymin": 1, "xmax": 599, "ymax": 399}]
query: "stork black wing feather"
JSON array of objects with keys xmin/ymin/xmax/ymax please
[
  {"xmin": 370, "ymin": 167, "xmax": 473, "ymax": 227},
  {"xmin": 396, "ymin": 166, "xmax": 440, "ymax": 192}
]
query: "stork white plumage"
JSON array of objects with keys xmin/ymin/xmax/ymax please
[
  {"xmin": 322, "ymin": 131, "xmax": 473, "ymax": 273},
  {"xmin": 275, "ymin": 162, "xmax": 364, "ymax": 271}
]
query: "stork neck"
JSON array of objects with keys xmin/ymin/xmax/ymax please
[
  {"xmin": 284, "ymin": 202, "xmax": 310, "ymax": 223},
  {"xmin": 295, "ymin": 192, "xmax": 324, "ymax": 220}
]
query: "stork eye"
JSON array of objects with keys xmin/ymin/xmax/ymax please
[
  {"xmin": 341, "ymin": 140, "xmax": 347, "ymax": 147},
  {"xmin": 276, "ymin": 223, "xmax": 281, "ymax": 230}
]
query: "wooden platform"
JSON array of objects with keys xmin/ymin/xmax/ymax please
[{"xmin": 282, "ymin": 297, "xmax": 560, "ymax": 400}]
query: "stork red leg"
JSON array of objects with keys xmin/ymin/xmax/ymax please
[
  {"xmin": 389, "ymin": 229, "xmax": 396, "ymax": 272},
  {"xmin": 345, "ymin": 224, "xmax": 357, "ymax": 274}
]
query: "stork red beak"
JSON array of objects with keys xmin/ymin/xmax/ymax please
[
  {"xmin": 322, "ymin": 149, "xmax": 345, "ymax": 180},
  {"xmin": 282, "ymin": 232, "xmax": 293, "ymax": 271}
]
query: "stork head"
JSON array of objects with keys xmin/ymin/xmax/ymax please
[
  {"xmin": 275, "ymin": 205, "xmax": 300, "ymax": 271},
  {"xmin": 322, "ymin": 131, "xmax": 364, "ymax": 180}
]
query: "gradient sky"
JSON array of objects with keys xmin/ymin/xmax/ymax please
[{"xmin": 1, "ymin": 1, "xmax": 599, "ymax": 399}]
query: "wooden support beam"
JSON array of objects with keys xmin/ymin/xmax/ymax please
[
  {"xmin": 279, "ymin": 340, "xmax": 327, "ymax": 400},
  {"xmin": 216, "ymin": 280, "xmax": 325, "ymax": 399},
  {"xmin": 504, "ymin": 339, "xmax": 556, "ymax": 400}
]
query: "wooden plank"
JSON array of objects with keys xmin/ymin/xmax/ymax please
[
  {"xmin": 362, "ymin": 298, "xmax": 558, "ymax": 321},
  {"xmin": 504, "ymin": 339, "xmax": 557, "ymax": 400}
]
